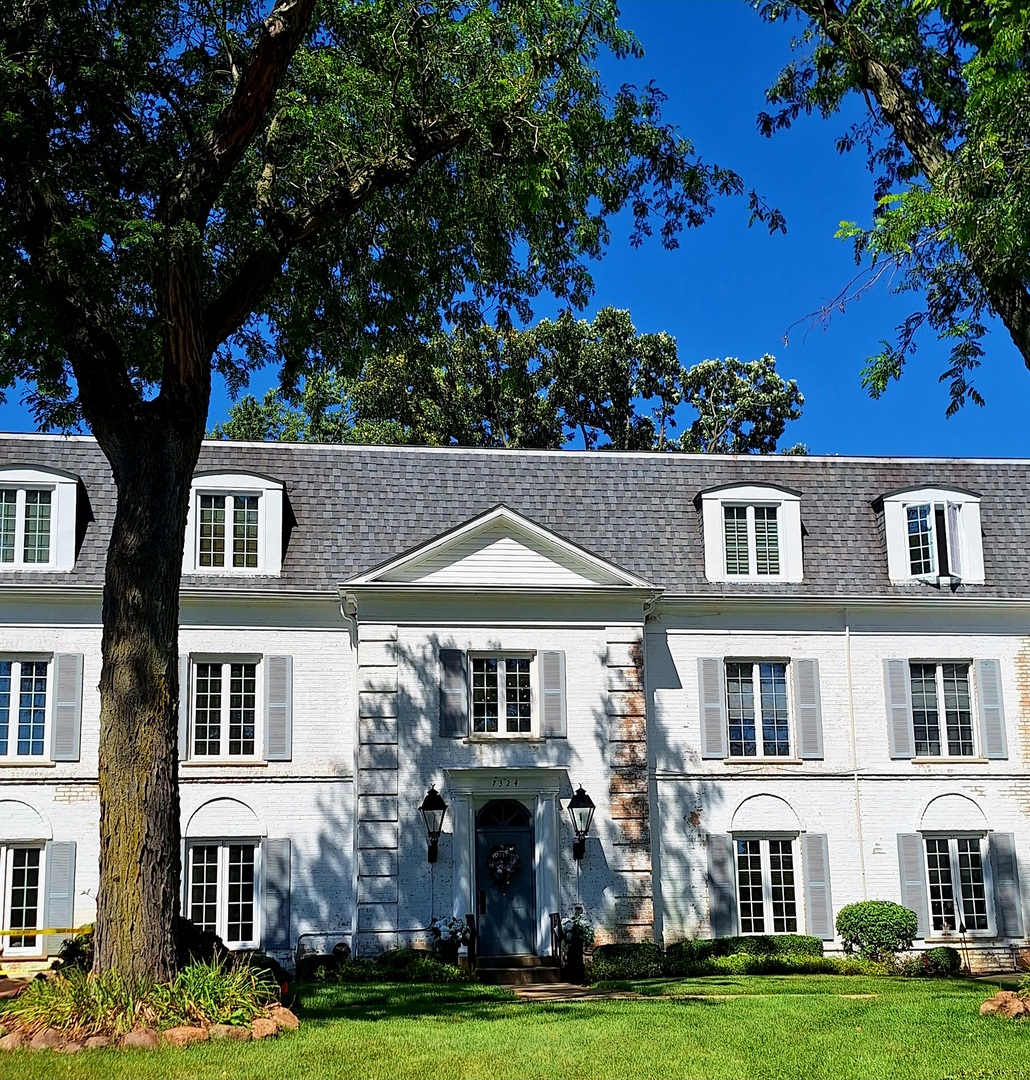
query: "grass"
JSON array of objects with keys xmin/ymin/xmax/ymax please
[{"xmin": 1, "ymin": 975, "xmax": 1029, "ymax": 1079}]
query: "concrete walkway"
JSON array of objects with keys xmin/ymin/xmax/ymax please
[{"xmin": 513, "ymin": 983, "xmax": 644, "ymax": 1002}]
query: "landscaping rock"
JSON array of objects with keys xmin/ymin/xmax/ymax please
[
  {"xmin": 29, "ymin": 1027, "xmax": 65, "ymax": 1050},
  {"xmin": 250, "ymin": 1017, "xmax": 278, "ymax": 1040},
  {"xmin": 84, "ymin": 1036, "xmax": 113, "ymax": 1050},
  {"xmin": 0, "ymin": 1031, "xmax": 25, "ymax": 1051},
  {"xmin": 121, "ymin": 1029, "xmax": 160, "ymax": 1050},
  {"xmin": 209, "ymin": 1024, "xmax": 251, "ymax": 1042},
  {"xmin": 998, "ymin": 997, "xmax": 1027, "ymax": 1019},
  {"xmin": 980, "ymin": 998, "xmax": 1002, "ymax": 1016},
  {"xmin": 162, "ymin": 1026, "xmax": 210, "ymax": 1048},
  {"xmin": 268, "ymin": 1005, "xmax": 301, "ymax": 1032},
  {"xmin": 59, "ymin": 1041, "xmax": 85, "ymax": 1054}
]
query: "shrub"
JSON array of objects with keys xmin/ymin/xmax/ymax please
[
  {"xmin": 924, "ymin": 946, "xmax": 962, "ymax": 977},
  {"xmin": 57, "ymin": 924, "xmax": 95, "ymax": 971},
  {"xmin": 175, "ymin": 916, "xmax": 228, "ymax": 969},
  {"xmin": 588, "ymin": 943, "xmax": 664, "ymax": 982},
  {"xmin": 836, "ymin": 901, "xmax": 918, "ymax": 961},
  {"xmin": 663, "ymin": 935, "xmax": 823, "ymax": 975},
  {"xmin": 299, "ymin": 948, "xmax": 472, "ymax": 985}
]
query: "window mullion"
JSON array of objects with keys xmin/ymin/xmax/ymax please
[
  {"xmin": 948, "ymin": 839, "xmax": 962, "ymax": 931},
  {"xmin": 220, "ymin": 661, "xmax": 231, "ymax": 757},
  {"xmin": 217, "ymin": 845, "xmax": 229, "ymax": 942},
  {"xmin": 14, "ymin": 489, "xmax": 25, "ymax": 566},
  {"xmin": 497, "ymin": 659, "xmax": 507, "ymax": 731},
  {"xmin": 752, "ymin": 663, "xmax": 764, "ymax": 760},
  {"xmin": 747, "ymin": 506, "xmax": 757, "ymax": 577},
  {"xmin": 760, "ymin": 841, "xmax": 773, "ymax": 931}
]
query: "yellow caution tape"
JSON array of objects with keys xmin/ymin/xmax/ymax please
[{"xmin": 0, "ymin": 926, "xmax": 90, "ymax": 938}]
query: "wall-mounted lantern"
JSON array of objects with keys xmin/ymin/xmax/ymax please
[
  {"xmin": 419, "ymin": 785, "xmax": 448, "ymax": 864},
  {"xmin": 567, "ymin": 785, "xmax": 596, "ymax": 861}
]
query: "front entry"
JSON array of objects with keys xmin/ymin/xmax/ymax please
[{"xmin": 475, "ymin": 800, "xmax": 536, "ymax": 956}]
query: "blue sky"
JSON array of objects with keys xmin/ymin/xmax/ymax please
[{"xmin": 4, "ymin": 1, "xmax": 1028, "ymax": 456}]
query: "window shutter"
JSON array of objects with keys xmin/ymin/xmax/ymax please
[
  {"xmin": 439, "ymin": 649, "xmax": 468, "ymax": 738},
  {"xmin": 541, "ymin": 650, "xmax": 567, "ymax": 737},
  {"xmin": 51, "ymin": 654, "xmax": 83, "ymax": 762},
  {"xmin": 802, "ymin": 833, "xmax": 834, "ymax": 940},
  {"xmin": 946, "ymin": 503, "xmax": 962, "ymax": 577},
  {"xmin": 43, "ymin": 841, "xmax": 77, "ymax": 956},
  {"xmin": 794, "ymin": 659, "xmax": 823, "ymax": 760},
  {"xmin": 698, "ymin": 658, "xmax": 727, "ymax": 760},
  {"xmin": 989, "ymin": 832, "xmax": 1024, "ymax": 938},
  {"xmin": 264, "ymin": 655, "xmax": 293, "ymax": 761},
  {"xmin": 884, "ymin": 660, "xmax": 914, "ymax": 759},
  {"xmin": 178, "ymin": 655, "xmax": 190, "ymax": 761},
  {"xmin": 976, "ymin": 659, "xmax": 1008, "ymax": 760},
  {"xmin": 707, "ymin": 834, "xmax": 737, "ymax": 938},
  {"xmin": 262, "ymin": 838, "xmax": 292, "ymax": 950},
  {"xmin": 897, "ymin": 833, "xmax": 929, "ymax": 938}
]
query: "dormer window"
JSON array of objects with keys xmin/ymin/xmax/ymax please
[
  {"xmin": 0, "ymin": 467, "xmax": 78, "ymax": 571},
  {"xmin": 699, "ymin": 484, "xmax": 803, "ymax": 583},
  {"xmin": 185, "ymin": 472, "xmax": 284, "ymax": 576},
  {"xmin": 880, "ymin": 488, "xmax": 983, "ymax": 585}
]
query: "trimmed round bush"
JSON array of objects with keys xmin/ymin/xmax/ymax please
[
  {"xmin": 836, "ymin": 901, "xmax": 918, "ymax": 960},
  {"xmin": 589, "ymin": 942, "xmax": 663, "ymax": 982},
  {"xmin": 924, "ymin": 946, "xmax": 962, "ymax": 976}
]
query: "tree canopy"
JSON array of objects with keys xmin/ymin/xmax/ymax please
[{"xmin": 759, "ymin": 0, "xmax": 1030, "ymax": 412}]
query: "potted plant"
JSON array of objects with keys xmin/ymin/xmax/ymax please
[
  {"xmin": 429, "ymin": 916, "xmax": 472, "ymax": 966},
  {"xmin": 560, "ymin": 909, "xmax": 595, "ymax": 984}
]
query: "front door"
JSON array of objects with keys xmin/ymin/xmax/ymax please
[{"xmin": 475, "ymin": 800, "xmax": 536, "ymax": 956}]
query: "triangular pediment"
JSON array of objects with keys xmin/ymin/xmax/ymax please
[{"xmin": 348, "ymin": 506, "xmax": 652, "ymax": 589}]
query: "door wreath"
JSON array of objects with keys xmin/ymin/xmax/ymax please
[{"xmin": 487, "ymin": 843, "xmax": 522, "ymax": 889}]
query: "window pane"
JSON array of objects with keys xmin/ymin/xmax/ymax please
[
  {"xmin": 17, "ymin": 661, "xmax": 47, "ymax": 757},
  {"xmin": 8, "ymin": 848, "xmax": 41, "ymax": 948},
  {"xmin": 193, "ymin": 663, "xmax": 223, "ymax": 755},
  {"xmin": 907, "ymin": 504, "xmax": 935, "ymax": 576},
  {"xmin": 0, "ymin": 491, "xmax": 16, "ymax": 563},
  {"xmin": 941, "ymin": 664, "xmax": 974, "ymax": 757},
  {"xmin": 228, "ymin": 663, "xmax": 257, "ymax": 756},
  {"xmin": 768, "ymin": 839, "xmax": 798, "ymax": 933},
  {"xmin": 22, "ymin": 490, "xmax": 51, "ymax": 563},
  {"xmin": 472, "ymin": 658, "xmax": 499, "ymax": 733},
  {"xmin": 726, "ymin": 663, "xmax": 757, "ymax": 757},
  {"xmin": 754, "ymin": 507, "xmax": 780, "ymax": 575},
  {"xmin": 724, "ymin": 506, "xmax": 750, "ymax": 575},
  {"xmin": 226, "ymin": 845, "xmax": 256, "ymax": 943},
  {"xmin": 909, "ymin": 663, "xmax": 941, "ymax": 757},
  {"xmin": 188, "ymin": 846, "xmax": 219, "ymax": 933},
  {"xmin": 504, "ymin": 658, "xmax": 532, "ymax": 733},
  {"xmin": 736, "ymin": 839, "xmax": 765, "ymax": 934},
  {"xmin": 925, "ymin": 837, "xmax": 957, "ymax": 932},
  {"xmin": 232, "ymin": 496, "xmax": 259, "ymax": 569},
  {"xmin": 199, "ymin": 495, "xmax": 226, "ymax": 567},
  {"xmin": 0, "ymin": 659, "xmax": 10, "ymax": 756},
  {"xmin": 955, "ymin": 838, "xmax": 989, "ymax": 931},
  {"xmin": 759, "ymin": 663, "xmax": 790, "ymax": 756}
]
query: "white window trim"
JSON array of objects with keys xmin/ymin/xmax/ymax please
[
  {"xmin": 468, "ymin": 651, "xmax": 538, "ymax": 740},
  {"xmin": 882, "ymin": 487, "xmax": 984, "ymax": 585},
  {"xmin": 732, "ymin": 832, "xmax": 802, "ymax": 937},
  {"xmin": 921, "ymin": 832, "xmax": 995, "ymax": 940},
  {"xmin": 700, "ymin": 484, "xmax": 803, "ymax": 583},
  {"xmin": 724, "ymin": 658, "xmax": 796, "ymax": 761},
  {"xmin": 184, "ymin": 839, "xmax": 261, "ymax": 950},
  {"xmin": 908, "ymin": 659, "xmax": 981, "ymax": 761},
  {"xmin": 0, "ymin": 655, "xmax": 52, "ymax": 765},
  {"xmin": 187, "ymin": 655, "xmax": 263, "ymax": 763},
  {"xmin": 0, "ymin": 467, "xmax": 77, "ymax": 572},
  {"xmin": 184, "ymin": 472, "xmax": 283, "ymax": 576},
  {"xmin": 0, "ymin": 843, "xmax": 45, "ymax": 958}
]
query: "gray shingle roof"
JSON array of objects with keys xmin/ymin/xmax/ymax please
[{"xmin": 1, "ymin": 434, "xmax": 1027, "ymax": 599}]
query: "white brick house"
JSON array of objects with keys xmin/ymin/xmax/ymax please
[{"xmin": 0, "ymin": 435, "xmax": 1027, "ymax": 970}]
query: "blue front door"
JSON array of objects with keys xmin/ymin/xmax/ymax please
[{"xmin": 475, "ymin": 801, "xmax": 536, "ymax": 956}]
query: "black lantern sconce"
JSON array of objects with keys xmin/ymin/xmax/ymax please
[
  {"xmin": 567, "ymin": 784, "xmax": 596, "ymax": 861},
  {"xmin": 419, "ymin": 785, "xmax": 448, "ymax": 863}
]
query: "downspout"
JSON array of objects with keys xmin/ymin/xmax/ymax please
[
  {"xmin": 844, "ymin": 605, "xmax": 868, "ymax": 900},
  {"xmin": 341, "ymin": 592, "xmax": 361, "ymax": 952},
  {"xmin": 642, "ymin": 590, "xmax": 664, "ymax": 947}
]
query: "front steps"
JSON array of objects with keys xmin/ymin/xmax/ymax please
[{"xmin": 476, "ymin": 955, "xmax": 562, "ymax": 985}]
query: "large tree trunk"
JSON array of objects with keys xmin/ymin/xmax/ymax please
[{"xmin": 91, "ymin": 417, "xmax": 205, "ymax": 979}]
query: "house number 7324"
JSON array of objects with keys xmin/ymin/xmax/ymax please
[{"xmin": 491, "ymin": 778, "xmax": 518, "ymax": 788}]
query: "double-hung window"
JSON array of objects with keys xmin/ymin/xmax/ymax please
[
  {"xmin": 186, "ymin": 473, "xmax": 284, "ymax": 576},
  {"xmin": 0, "ymin": 658, "xmax": 48, "ymax": 761},
  {"xmin": 471, "ymin": 655, "xmax": 533, "ymax": 735},
  {"xmin": 186, "ymin": 842, "xmax": 258, "ymax": 947},
  {"xmin": 191, "ymin": 660, "xmax": 258, "ymax": 759},
  {"xmin": 924, "ymin": 836, "xmax": 990, "ymax": 935},
  {"xmin": 0, "ymin": 845, "xmax": 43, "ymax": 955},
  {"xmin": 724, "ymin": 505, "xmax": 779, "ymax": 576},
  {"xmin": 909, "ymin": 662, "xmax": 975, "ymax": 757},
  {"xmin": 725, "ymin": 661, "xmax": 791, "ymax": 758},
  {"xmin": 735, "ymin": 837, "xmax": 799, "ymax": 934}
]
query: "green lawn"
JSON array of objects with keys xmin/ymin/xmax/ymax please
[{"xmin": 3, "ymin": 976, "xmax": 1029, "ymax": 1080}]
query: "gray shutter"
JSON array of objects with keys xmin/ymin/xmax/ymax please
[
  {"xmin": 707, "ymin": 834, "xmax": 737, "ymax": 938},
  {"xmin": 698, "ymin": 658, "xmax": 727, "ymax": 760},
  {"xmin": 884, "ymin": 659, "xmax": 915, "ymax": 759},
  {"xmin": 43, "ymin": 841, "xmax": 77, "ymax": 956},
  {"xmin": 178, "ymin": 655, "xmax": 190, "ymax": 761},
  {"xmin": 802, "ymin": 833, "xmax": 834, "ymax": 940},
  {"xmin": 897, "ymin": 833, "xmax": 929, "ymax": 938},
  {"xmin": 541, "ymin": 650, "xmax": 567, "ymax": 737},
  {"xmin": 264, "ymin": 655, "xmax": 293, "ymax": 761},
  {"xmin": 51, "ymin": 653, "xmax": 83, "ymax": 762},
  {"xmin": 262, "ymin": 838, "xmax": 292, "ymax": 950},
  {"xmin": 976, "ymin": 659, "xmax": 1008, "ymax": 760},
  {"xmin": 946, "ymin": 503, "xmax": 962, "ymax": 577},
  {"xmin": 794, "ymin": 659, "xmax": 823, "ymax": 760},
  {"xmin": 439, "ymin": 649, "xmax": 468, "ymax": 738},
  {"xmin": 989, "ymin": 832, "xmax": 1024, "ymax": 938}
]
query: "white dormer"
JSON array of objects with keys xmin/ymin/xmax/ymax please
[
  {"xmin": 698, "ymin": 483, "xmax": 803, "ymax": 583},
  {"xmin": 184, "ymin": 472, "xmax": 284, "ymax": 576},
  {"xmin": 880, "ymin": 486, "xmax": 984, "ymax": 585},
  {"xmin": 0, "ymin": 466, "xmax": 78, "ymax": 571}
]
